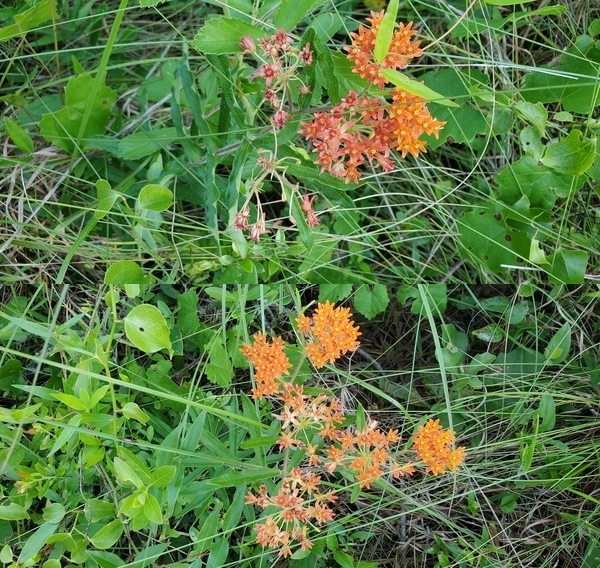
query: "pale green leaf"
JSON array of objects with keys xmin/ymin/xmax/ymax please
[
  {"xmin": 193, "ymin": 17, "xmax": 266, "ymax": 55},
  {"xmin": 124, "ymin": 304, "xmax": 173, "ymax": 356},
  {"xmin": 381, "ymin": 69, "xmax": 460, "ymax": 107},
  {"xmin": 95, "ymin": 179, "xmax": 119, "ymax": 220},
  {"xmin": 104, "ymin": 260, "xmax": 146, "ymax": 285},
  {"xmin": 4, "ymin": 117, "xmax": 34, "ymax": 153},
  {"xmin": 90, "ymin": 520, "xmax": 124, "ymax": 549},
  {"xmin": 138, "ymin": 184, "xmax": 173, "ymax": 212}
]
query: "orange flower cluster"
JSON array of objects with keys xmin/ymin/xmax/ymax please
[
  {"xmin": 240, "ymin": 332, "xmax": 292, "ymax": 399},
  {"xmin": 297, "ymin": 301, "xmax": 361, "ymax": 367},
  {"xmin": 412, "ymin": 419, "xmax": 466, "ymax": 475},
  {"xmin": 246, "ymin": 467, "xmax": 337, "ymax": 558},
  {"xmin": 241, "ymin": 305, "xmax": 466, "ymax": 558},
  {"xmin": 345, "ymin": 11, "xmax": 422, "ymax": 90},
  {"xmin": 299, "ymin": 12, "xmax": 445, "ymax": 183}
]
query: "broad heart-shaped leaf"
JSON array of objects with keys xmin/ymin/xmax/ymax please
[
  {"xmin": 124, "ymin": 304, "xmax": 173, "ymax": 357},
  {"xmin": 540, "ymin": 129, "xmax": 597, "ymax": 176},
  {"xmin": 137, "ymin": 184, "xmax": 173, "ymax": 212},
  {"xmin": 495, "ymin": 155, "xmax": 585, "ymax": 213},
  {"xmin": 104, "ymin": 260, "xmax": 146, "ymax": 285},
  {"xmin": 193, "ymin": 17, "xmax": 267, "ymax": 54},
  {"xmin": 353, "ymin": 284, "xmax": 389, "ymax": 320},
  {"xmin": 274, "ymin": 0, "xmax": 327, "ymax": 30},
  {"xmin": 373, "ymin": 0, "xmax": 399, "ymax": 63},
  {"xmin": 95, "ymin": 178, "xmax": 119, "ymax": 220},
  {"xmin": 381, "ymin": 69, "xmax": 459, "ymax": 107},
  {"xmin": 522, "ymin": 34, "xmax": 600, "ymax": 113},
  {"xmin": 547, "ymin": 248, "xmax": 588, "ymax": 284},
  {"xmin": 39, "ymin": 74, "xmax": 116, "ymax": 153},
  {"xmin": 458, "ymin": 204, "xmax": 530, "ymax": 273}
]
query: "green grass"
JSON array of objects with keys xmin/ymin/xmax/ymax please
[{"xmin": 1, "ymin": 0, "xmax": 600, "ymax": 566}]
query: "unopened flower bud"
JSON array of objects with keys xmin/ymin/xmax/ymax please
[{"xmin": 240, "ymin": 35, "xmax": 256, "ymax": 53}]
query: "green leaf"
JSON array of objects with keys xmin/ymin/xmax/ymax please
[
  {"xmin": 547, "ymin": 248, "xmax": 587, "ymax": 284},
  {"xmin": 482, "ymin": 0, "xmax": 536, "ymax": 4},
  {"xmin": 382, "ymin": 69, "xmax": 460, "ymax": 107},
  {"xmin": 472, "ymin": 323, "xmax": 505, "ymax": 343},
  {"xmin": 206, "ymin": 537, "xmax": 229, "ymax": 568},
  {"xmin": 113, "ymin": 457, "xmax": 144, "ymax": 488},
  {"xmin": 333, "ymin": 549, "xmax": 356, "ymax": 568},
  {"xmin": 373, "ymin": 0, "xmax": 399, "ymax": 63},
  {"xmin": 137, "ymin": 184, "xmax": 173, "ymax": 212},
  {"xmin": 124, "ymin": 304, "xmax": 173, "ymax": 356},
  {"xmin": 4, "ymin": 117, "xmax": 34, "ymax": 152},
  {"xmin": 537, "ymin": 394, "xmax": 556, "ymax": 433},
  {"xmin": 544, "ymin": 323, "xmax": 571, "ymax": 363},
  {"xmin": 42, "ymin": 503, "xmax": 65, "ymax": 524},
  {"xmin": 540, "ymin": 129, "xmax": 597, "ymax": 176},
  {"xmin": 39, "ymin": 74, "xmax": 116, "ymax": 153},
  {"xmin": 18, "ymin": 522, "xmax": 59, "ymax": 564},
  {"xmin": 319, "ymin": 284, "xmax": 353, "ymax": 303},
  {"xmin": 354, "ymin": 284, "xmax": 389, "ymax": 320},
  {"xmin": 94, "ymin": 179, "xmax": 119, "ymax": 220},
  {"xmin": 90, "ymin": 520, "xmax": 124, "ymax": 550},
  {"xmin": 513, "ymin": 101, "xmax": 547, "ymax": 136},
  {"xmin": 523, "ymin": 35, "xmax": 600, "ymax": 114},
  {"xmin": 274, "ymin": 0, "xmax": 327, "ymax": 30},
  {"xmin": 104, "ymin": 260, "xmax": 146, "ymax": 285},
  {"xmin": 0, "ymin": 503, "xmax": 30, "ymax": 521},
  {"xmin": 397, "ymin": 284, "xmax": 447, "ymax": 314},
  {"xmin": 458, "ymin": 204, "xmax": 530, "ymax": 272},
  {"xmin": 0, "ymin": 0, "xmax": 57, "ymax": 41},
  {"xmin": 122, "ymin": 402, "xmax": 150, "ymax": 424},
  {"xmin": 150, "ymin": 465, "xmax": 176, "ymax": 487},
  {"xmin": 309, "ymin": 29, "xmax": 340, "ymax": 104},
  {"xmin": 118, "ymin": 127, "xmax": 179, "ymax": 160},
  {"xmin": 205, "ymin": 337, "xmax": 233, "ymax": 386},
  {"xmin": 143, "ymin": 493, "xmax": 163, "ymax": 525},
  {"xmin": 51, "ymin": 392, "xmax": 88, "ymax": 411},
  {"xmin": 193, "ymin": 17, "xmax": 267, "ymax": 55}
]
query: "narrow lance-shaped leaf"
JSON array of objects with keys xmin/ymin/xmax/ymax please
[
  {"xmin": 374, "ymin": 0, "xmax": 399, "ymax": 63},
  {"xmin": 382, "ymin": 69, "xmax": 460, "ymax": 107}
]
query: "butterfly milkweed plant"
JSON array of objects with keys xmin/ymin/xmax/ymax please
[{"xmin": 241, "ymin": 302, "xmax": 465, "ymax": 558}]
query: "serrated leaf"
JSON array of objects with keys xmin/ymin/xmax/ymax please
[
  {"xmin": 382, "ymin": 69, "xmax": 459, "ymax": 107},
  {"xmin": 541, "ymin": 129, "xmax": 596, "ymax": 176},
  {"xmin": 319, "ymin": 284, "xmax": 353, "ymax": 303},
  {"xmin": 274, "ymin": 0, "xmax": 327, "ymax": 30},
  {"xmin": 104, "ymin": 260, "xmax": 146, "ymax": 285},
  {"xmin": 124, "ymin": 304, "xmax": 173, "ymax": 356},
  {"xmin": 0, "ymin": 0, "xmax": 57, "ymax": 41},
  {"xmin": 193, "ymin": 17, "xmax": 266, "ymax": 55},
  {"xmin": 137, "ymin": 184, "xmax": 173, "ymax": 212},
  {"xmin": 354, "ymin": 284, "xmax": 389, "ymax": 320},
  {"xmin": 90, "ymin": 519, "xmax": 124, "ymax": 549},
  {"xmin": 4, "ymin": 117, "xmax": 34, "ymax": 152}
]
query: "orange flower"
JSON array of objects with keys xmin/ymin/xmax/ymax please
[
  {"xmin": 240, "ymin": 332, "xmax": 292, "ymax": 399},
  {"xmin": 412, "ymin": 419, "xmax": 465, "ymax": 475},
  {"xmin": 344, "ymin": 11, "xmax": 422, "ymax": 90},
  {"xmin": 298, "ymin": 301, "xmax": 361, "ymax": 368}
]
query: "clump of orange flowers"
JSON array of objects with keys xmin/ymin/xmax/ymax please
[
  {"xmin": 299, "ymin": 10, "xmax": 445, "ymax": 183},
  {"xmin": 241, "ymin": 302, "xmax": 465, "ymax": 558},
  {"xmin": 412, "ymin": 418, "xmax": 466, "ymax": 475},
  {"xmin": 345, "ymin": 10, "xmax": 422, "ymax": 90}
]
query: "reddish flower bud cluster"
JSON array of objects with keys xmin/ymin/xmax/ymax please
[{"xmin": 240, "ymin": 29, "xmax": 313, "ymax": 130}]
